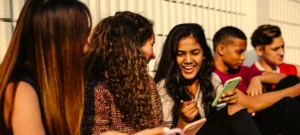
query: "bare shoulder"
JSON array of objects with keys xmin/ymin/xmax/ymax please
[
  {"xmin": 5, "ymin": 81, "xmax": 45, "ymax": 135},
  {"xmin": 4, "ymin": 81, "xmax": 39, "ymax": 120},
  {"xmin": 6, "ymin": 81, "xmax": 39, "ymax": 106}
]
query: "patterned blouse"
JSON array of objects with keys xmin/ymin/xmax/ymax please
[{"xmin": 81, "ymin": 76, "xmax": 166, "ymax": 134}]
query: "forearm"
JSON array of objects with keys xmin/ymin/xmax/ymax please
[
  {"xmin": 258, "ymin": 72, "xmax": 285, "ymax": 84},
  {"xmin": 238, "ymin": 83, "xmax": 300, "ymax": 112}
]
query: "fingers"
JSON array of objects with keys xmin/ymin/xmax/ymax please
[
  {"xmin": 183, "ymin": 106, "xmax": 198, "ymax": 116},
  {"xmin": 222, "ymin": 89, "xmax": 237, "ymax": 97},
  {"xmin": 181, "ymin": 108, "xmax": 199, "ymax": 121},
  {"xmin": 247, "ymin": 87, "xmax": 263, "ymax": 97},
  {"xmin": 219, "ymin": 90, "xmax": 238, "ymax": 104},
  {"xmin": 180, "ymin": 100, "xmax": 199, "ymax": 121},
  {"xmin": 180, "ymin": 100, "xmax": 197, "ymax": 109},
  {"xmin": 180, "ymin": 100, "xmax": 194, "ymax": 107},
  {"xmin": 218, "ymin": 94, "xmax": 238, "ymax": 104}
]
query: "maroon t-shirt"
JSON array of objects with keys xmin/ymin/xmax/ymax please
[
  {"xmin": 250, "ymin": 62, "xmax": 297, "ymax": 91},
  {"xmin": 214, "ymin": 66, "xmax": 263, "ymax": 93}
]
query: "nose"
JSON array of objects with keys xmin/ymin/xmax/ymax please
[
  {"xmin": 151, "ymin": 52, "xmax": 156, "ymax": 59},
  {"xmin": 279, "ymin": 48, "xmax": 284, "ymax": 56},
  {"xmin": 184, "ymin": 54, "xmax": 192, "ymax": 64},
  {"xmin": 240, "ymin": 52, "xmax": 245, "ymax": 61}
]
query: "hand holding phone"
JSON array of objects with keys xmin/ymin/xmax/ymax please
[
  {"xmin": 182, "ymin": 118, "xmax": 206, "ymax": 135},
  {"xmin": 212, "ymin": 77, "xmax": 242, "ymax": 107},
  {"xmin": 218, "ymin": 89, "xmax": 238, "ymax": 104}
]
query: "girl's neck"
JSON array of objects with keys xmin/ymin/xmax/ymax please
[{"xmin": 184, "ymin": 78, "xmax": 199, "ymax": 97}]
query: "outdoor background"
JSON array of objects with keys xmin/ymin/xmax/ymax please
[{"xmin": 1, "ymin": 0, "xmax": 300, "ymax": 76}]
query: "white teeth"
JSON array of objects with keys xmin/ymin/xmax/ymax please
[{"xmin": 183, "ymin": 66, "xmax": 194, "ymax": 69}]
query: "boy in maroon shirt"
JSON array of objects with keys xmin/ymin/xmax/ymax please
[{"xmin": 212, "ymin": 26, "xmax": 300, "ymax": 134}]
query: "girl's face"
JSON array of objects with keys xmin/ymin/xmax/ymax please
[{"xmin": 176, "ymin": 36, "xmax": 205, "ymax": 80}]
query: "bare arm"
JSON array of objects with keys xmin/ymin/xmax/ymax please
[
  {"xmin": 247, "ymin": 72, "xmax": 286, "ymax": 96},
  {"xmin": 7, "ymin": 82, "xmax": 45, "ymax": 135},
  {"xmin": 295, "ymin": 65, "xmax": 300, "ymax": 78},
  {"xmin": 259, "ymin": 71, "xmax": 286, "ymax": 84},
  {"xmin": 238, "ymin": 83, "xmax": 300, "ymax": 113}
]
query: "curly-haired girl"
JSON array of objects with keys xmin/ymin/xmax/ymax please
[{"xmin": 82, "ymin": 11, "xmax": 165, "ymax": 134}]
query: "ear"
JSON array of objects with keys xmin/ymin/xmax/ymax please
[
  {"xmin": 216, "ymin": 44, "xmax": 225, "ymax": 56},
  {"xmin": 255, "ymin": 46, "xmax": 263, "ymax": 56}
]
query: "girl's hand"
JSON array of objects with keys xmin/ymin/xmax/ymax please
[{"xmin": 180, "ymin": 100, "xmax": 198, "ymax": 122}]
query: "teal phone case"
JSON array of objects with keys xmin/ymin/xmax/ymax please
[{"xmin": 212, "ymin": 77, "xmax": 242, "ymax": 107}]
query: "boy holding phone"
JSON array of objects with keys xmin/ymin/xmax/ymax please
[{"xmin": 212, "ymin": 26, "xmax": 300, "ymax": 134}]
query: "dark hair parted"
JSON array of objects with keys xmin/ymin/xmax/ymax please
[
  {"xmin": 154, "ymin": 23, "xmax": 215, "ymax": 126},
  {"xmin": 251, "ymin": 24, "xmax": 281, "ymax": 48},
  {"xmin": 84, "ymin": 11, "xmax": 155, "ymax": 130},
  {"xmin": 213, "ymin": 26, "xmax": 247, "ymax": 52}
]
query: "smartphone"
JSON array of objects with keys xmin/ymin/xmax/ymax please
[
  {"xmin": 212, "ymin": 77, "xmax": 242, "ymax": 107},
  {"xmin": 182, "ymin": 118, "xmax": 207, "ymax": 135},
  {"xmin": 164, "ymin": 128, "xmax": 183, "ymax": 135}
]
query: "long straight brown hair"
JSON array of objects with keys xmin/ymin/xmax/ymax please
[{"xmin": 0, "ymin": 0, "xmax": 92, "ymax": 134}]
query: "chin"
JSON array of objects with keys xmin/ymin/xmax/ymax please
[
  {"xmin": 231, "ymin": 65, "xmax": 240, "ymax": 70},
  {"xmin": 182, "ymin": 74, "xmax": 196, "ymax": 80},
  {"xmin": 276, "ymin": 61, "xmax": 283, "ymax": 65}
]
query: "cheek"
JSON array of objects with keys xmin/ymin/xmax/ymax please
[
  {"xmin": 232, "ymin": 53, "xmax": 241, "ymax": 60},
  {"xmin": 264, "ymin": 51, "xmax": 275, "ymax": 58},
  {"xmin": 176, "ymin": 57, "xmax": 183, "ymax": 65},
  {"xmin": 195, "ymin": 56, "xmax": 204, "ymax": 64}
]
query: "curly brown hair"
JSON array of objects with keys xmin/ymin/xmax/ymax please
[{"xmin": 84, "ymin": 11, "xmax": 155, "ymax": 130}]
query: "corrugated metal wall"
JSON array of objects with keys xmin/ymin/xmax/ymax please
[{"xmin": 0, "ymin": 0, "xmax": 299, "ymax": 76}]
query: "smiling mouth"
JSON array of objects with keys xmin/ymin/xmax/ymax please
[{"xmin": 182, "ymin": 66, "xmax": 195, "ymax": 73}]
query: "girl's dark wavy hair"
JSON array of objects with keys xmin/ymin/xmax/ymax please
[
  {"xmin": 154, "ymin": 23, "xmax": 215, "ymax": 126},
  {"xmin": 84, "ymin": 11, "xmax": 155, "ymax": 130}
]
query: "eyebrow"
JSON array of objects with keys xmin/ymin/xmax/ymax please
[
  {"xmin": 236, "ymin": 48, "xmax": 246, "ymax": 52},
  {"xmin": 177, "ymin": 48, "xmax": 201, "ymax": 52}
]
